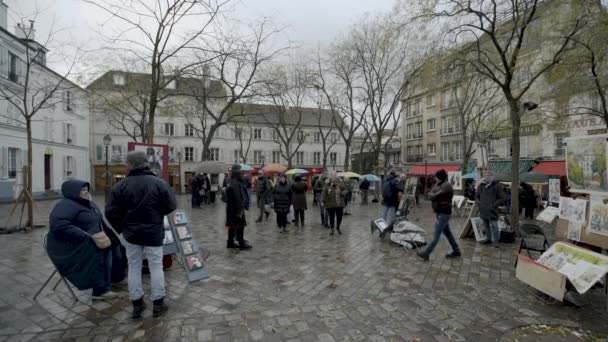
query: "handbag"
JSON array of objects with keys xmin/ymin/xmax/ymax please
[{"xmin": 89, "ymin": 230, "xmax": 112, "ymax": 249}]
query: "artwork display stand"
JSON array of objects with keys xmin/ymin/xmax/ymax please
[
  {"xmin": 165, "ymin": 211, "xmax": 209, "ymax": 282},
  {"xmin": 459, "ymin": 201, "xmax": 478, "ymax": 239}
]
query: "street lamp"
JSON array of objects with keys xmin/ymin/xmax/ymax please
[
  {"xmin": 103, "ymin": 134, "xmax": 112, "ymax": 203},
  {"xmin": 177, "ymin": 151, "xmax": 182, "ymax": 194}
]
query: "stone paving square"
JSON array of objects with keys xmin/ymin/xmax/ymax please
[{"xmin": 0, "ymin": 195, "xmax": 607, "ymax": 341}]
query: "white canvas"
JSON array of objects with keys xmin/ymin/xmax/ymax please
[
  {"xmin": 588, "ymin": 198, "xmax": 608, "ymax": 237},
  {"xmin": 567, "ymin": 222, "xmax": 582, "ymax": 242},
  {"xmin": 558, "ymin": 197, "xmax": 587, "ymax": 224},
  {"xmin": 448, "ymin": 171, "xmax": 462, "ymax": 190},
  {"xmin": 471, "ymin": 217, "xmax": 486, "ymax": 242},
  {"xmin": 452, "ymin": 195, "xmax": 466, "ymax": 208},
  {"xmin": 536, "ymin": 206, "xmax": 560, "ymax": 224},
  {"xmin": 548, "ymin": 179, "xmax": 560, "ymax": 204},
  {"xmin": 565, "ymin": 135, "xmax": 608, "ymax": 195}
]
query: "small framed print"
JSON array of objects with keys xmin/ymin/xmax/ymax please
[
  {"xmin": 172, "ymin": 211, "xmax": 188, "ymax": 225},
  {"xmin": 163, "ymin": 216, "xmax": 170, "ymax": 228},
  {"xmin": 163, "ymin": 230, "xmax": 175, "ymax": 245},
  {"xmin": 181, "ymin": 240, "xmax": 198, "ymax": 255},
  {"xmin": 186, "ymin": 253, "xmax": 204, "ymax": 271},
  {"xmin": 176, "ymin": 225, "xmax": 192, "ymax": 240}
]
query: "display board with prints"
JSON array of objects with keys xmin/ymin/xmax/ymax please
[{"xmin": 165, "ymin": 210, "xmax": 209, "ymax": 282}]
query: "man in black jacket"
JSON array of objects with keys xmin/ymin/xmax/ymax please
[
  {"xmin": 417, "ymin": 169, "xmax": 460, "ymax": 261},
  {"xmin": 106, "ymin": 151, "xmax": 177, "ymax": 319},
  {"xmin": 359, "ymin": 178, "xmax": 370, "ymax": 205},
  {"xmin": 226, "ymin": 164, "xmax": 252, "ymax": 249}
]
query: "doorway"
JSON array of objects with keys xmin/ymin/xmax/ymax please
[{"xmin": 44, "ymin": 154, "xmax": 52, "ymax": 190}]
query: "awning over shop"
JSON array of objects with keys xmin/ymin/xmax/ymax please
[
  {"xmin": 531, "ymin": 160, "xmax": 566, "ymax": 177},
  {"xmin": 407, "ymin": 164, "xmax": 460, "ymax": 175},
  {"xmin": 466, "ymin": 159, "xmax": 536, "ymax": 176}
]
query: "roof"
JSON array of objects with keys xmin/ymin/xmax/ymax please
[
  {"xmin": 407, "ymin": 164, "xmax": 461, "ymax": 175},
  {"xmin": 531, "ymin": 160, "xmax": 566, "ymax": 176},
  {"xmin": 467, "ymin": 159, "xmax": 537, "ymax": 176},
  {"xmin": 228, "ymin": 102, "xmax": 344, "ymax": 128}
]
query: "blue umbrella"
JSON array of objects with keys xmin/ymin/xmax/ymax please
[
  {"xmin": 462, "ymin": 172, "xmax": 477, "ymax": 180},
  {"xmin": 239, "ymin": 164, "xmax": 254, "ymax": 171},
  {"xmin": 362, "ymin": 174, "xmax": 381, "ymax": 182}
]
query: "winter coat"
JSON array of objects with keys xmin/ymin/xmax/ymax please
[
  {"xmin": 225, "ymin": 178, "xmax": 247, "ymax": 227},
  {"xmin": 359, "ymin": 179, "xmax": 370, "ymax": 191},
  {"xmin": 291, "ymin": 181, "xmax": 308, "ymax": 211},
  {"xmin": 47, "ymin": 179, "xmax": 108, "ymax": 290},
  {"xmin": 476, "ymin": 180, "xmax": 505, "ymax": 220},
  {"xmin": 105, "ymin": 168, "xmax": 177, "ymax": 247},
  {"xmin": 429, "ymin": 179, "xmax": 454, "ymax": 215},
  {"xmin": 273, "ymin": 181, "xmax": 292, "ymax": 213},
  {"xmin": 255, "ymin": 176, "xmax": 273, "ymax": 207},
  {"xmin": 382, "ymin": 175, "xmax": 403, "ymax": 208},
  {"xmin": 323, "ymin": 182, "xmax": 346, "ymax": 209},
  {"xmin": 190, "ymin": 176, "xmax": 201, "ymax": 193},
  {"xmin": 314, "ymin": 178, "xmax": 325, "ymax": 193}
]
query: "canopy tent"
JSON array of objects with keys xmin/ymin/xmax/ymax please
[
  {"xmin": 519, "ymin": 171, "xmax": 550, "ymax": 184},
  {"xmin": 197, "ymin": 161, "xmax": 230, "ymax": 174},
  {"xmin": 530, "ymin": 160, "xmax": 566, "ymax": 177},
  {"xmin": 286, "ymin": 168, "xmax": 309, "ymax": 175},
  {"xmin": 262, "ymin": 164, "xmax": 288, "ymax": 173},
  {"xmin": 462, "ymin": 172, "xmax": 477, "ymax": 180},
  {"xmin": 337, "ymin": 171, "xmax": 361, "ymax": 178},
  {"xmin": 406, "ymin": 164, "xmax": 460, "ymax": 175}
]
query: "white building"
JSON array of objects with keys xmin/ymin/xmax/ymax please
[
  {"xmin": 0, "ymin": 1, "xmax": 90, "ymax": 202},
  {"xmin": 87, "ymin": 71, "xmax": 347, "ymax": 192}
]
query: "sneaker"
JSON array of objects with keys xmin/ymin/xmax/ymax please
[
  {"xmin": 92, "ymin": 290, "xmax": 119, "ymax": 301},
  {"xmin": 445, "ymin": 251, "xmax": 461, "ymax": 258}
]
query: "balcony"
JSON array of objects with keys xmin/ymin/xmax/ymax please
[
  {"xmin": 554, "ymin": 148, "xmax": 565, "ymax": 158},
  {"xmin": 406, "ymin": 155, "xmax": 424, "ymax": 162},
  {"xmin": 406, "ymin": 133, "xmax": 423, "ymax": 141},
  {"xmin": 440, "ymin": 127, "xmax": 462, "ymax": 136}
]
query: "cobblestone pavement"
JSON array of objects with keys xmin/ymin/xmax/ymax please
[{"xmin": 0, "ymin": 195, "xmax": 607, "ymax": 342}]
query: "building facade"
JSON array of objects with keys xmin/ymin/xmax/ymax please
[
  {"xmin": 87, "ymin": 71, "xmax": 347, "ymax": 192},
  {"xmin": 0, "ymin": 1, "xmax": 90, "ymax": 201}
]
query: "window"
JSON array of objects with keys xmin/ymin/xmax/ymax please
[
  {"xmin": 254, "ymin": 151, "xmax": 264, "ymax": 164},
  {"xmin": 407, "ymin": 146, "xmax": 413, "ymax": 157},
  {"xmin": 296, "ymin": 151, "xmax": 304, "ymax": 165},
  {"xmin": 184, "ymin": 147, "xmax": 194, "ymax": 161},
  {"xmin": 208, "ymin": 148, "xmax": 220, "ymax": 161},
  {"xmin": 272, "ymin": 151, "xmax": 281, "ymax": 164},
  {"xmin": 428, "ymin": 143, "xmax": 436, "ymax": 156},
  {"xmin": 96, "ymin": 145, "xmax": 103, "ymax": 161},
  {"xmin": 453, "ymin": 141, "xmax": 462, "ymax": 161},
  {"xmin": 164, "ymin": 123, "xmax": 174, "ymax": 136},
  {"xmin": 272, "ymin": 130, "xmax": 279, "ymax": 141},
  {"xmin": 111, "ymin": 145, "xmax": 122, "ymax": 162},
  {"xmin": 329, "ymin": 152, "xmax": 337, "ymax": 165},
  {"xmin": 415, "ymin": 122, "xmax": 423, "ymax": 138},
  {"xmin": 426, "ymin": 94, "xmax": 434, "ymax": 107},
  {"xmin": 254, "ymin": 128, "xmax": 262, "ymax": 140},
  {"xmin": 233, "ymin": 150, "xmax": 240, "ymax": 163},
  {"xmin": 112, "ymin": 73, "xmax": 126, "ymax": 86},
  {"xmin": 313, "ymin": 152, "xmax": 321, "ymax": 165},
  {"xmin": 555, "ymin": 133, "xmax": 569, "ymax": 157},
  {"xmin": 8, "ymin": 148, "xmax": 19, "ymax": 179},
  {"xmin": 412, "ymin": 99, "xmax": 421, "ymax": 116},
  {"xmin": 520, "ymin": 136, "xmax": 529, "ymax": 157},
  {"xmin": 65, "ymin": 123, "xmax": 75, "ymax": 144},
  {"xmin": 427, "ymin": 119, "xmax": 436, "ymax": 131},
  {"xmin": 297, "ymin": 130, "xmax": 306, "ymax": 142},
  {"xmin": 488, "ymin": 139, "xmax": 498, "ymax": 155},
  {"xmin": 65, "ymin": 90, "xmax": 72, "ymax": 111},
  {"xmin": 404, "ymin": 102, "xmax": 411, "ymax": 117},
  {"xmin": 185, "ymin": 124, "xmax": 194, "ymax": 137},
  {"xmin": 314, "ymin": 132, "xmax": 321, "ymax": 143},
  {"xmin": 331, "ymin": 132, "xmax": 339, "ymax": 143},
  {"xmin": 442, "ymin": 142, "xmax": 450, "ymax": 161},
  {"xmin": 415, "ymin": 145, "xmax": 423, "ymax": 156},
  {"xmin": 406, "ymin": 124, "xmax": 413, "ymax": 139},
  {"xmin": 64, "ymin": 156, "xmax": 76, "ymax": 178},
  {"xmin": 9, "ymin": 53, "xmax": 18, "ymax": 83},
  {"xmin": 440, "ymin": 88, "xmax": 455, "ymax": 109}
]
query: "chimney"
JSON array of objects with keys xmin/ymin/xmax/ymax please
[
  {"xmin": 15, "ymin": 21, "xmax": 36, "ymax": 40},
  {"xmin": 0, "ymin": 1, "xmax": 7, "ymax": 30}
]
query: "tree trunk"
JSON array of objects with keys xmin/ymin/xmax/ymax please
[
  {"xmin": 509, "ymin": 101, "xmax": 521, "ymax": 233},
  {"xmin": 343, "ymin": 138, "xmax": 351, "ymax": 172},
  {"xmin": 26, "ymin": 118, "xmax": 34, "ymax": 228},
  {"xmin": 146, "ymin": 63, "xmax": 159, "ymax": 143},
  {"xmin": 202, "ymin": 125, "xmax": 219, "ymax": 161},
  {"xmin": 373, "ymin": 136, "xmax": 382, "ymax": 174},
  {"xmin": 460, "ymin": 125, "xmax": 469, "ymax": 173}
]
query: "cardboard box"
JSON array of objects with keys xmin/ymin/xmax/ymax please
[{"xmin": 516, "ymin": 254, "xmax": 566, "ymax": 301}]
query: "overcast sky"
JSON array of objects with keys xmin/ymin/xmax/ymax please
[{"xmin": 4, "ymin": 0, "xmax": 396, "ymax": 83}]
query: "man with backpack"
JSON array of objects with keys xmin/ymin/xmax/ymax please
[
  {"xmin": 255, "ymin": 171, "xmax": 272, "ymax": 223},
  {"xmin": 382, "ymin": 171, "xmax": 403, "ymax": 224}
]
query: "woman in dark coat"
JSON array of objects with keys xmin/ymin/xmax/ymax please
[
  {"xmin": 47, "ymin": 179, "xmax": 117, "ymax": 300},
  {"xmin": 273, "ymin": 173, "xmax": 292, "ymax": 233},
  {"xmin": 291, "ymin": 175, "xmax": 308, "ymax": 227}
]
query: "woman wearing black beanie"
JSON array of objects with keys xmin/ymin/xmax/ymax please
[{"xmin": 416, "ymin": 169, "xmax": 461, "ymax": 261}]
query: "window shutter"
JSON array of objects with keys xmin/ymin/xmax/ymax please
[
  {"xmin": 62, "ymin": 156, "xmax": 67, "ymax": 178},
  {"xmin": 62, "ymin": 123, "xmax": 67, "ymax": 143},
  {"xmin": 219, "ymin": 148, "xmax": 224, "ymax": 162},
  {"xmin": 0, "ymin": 147, "xmax": 6, "ymax": 178}
]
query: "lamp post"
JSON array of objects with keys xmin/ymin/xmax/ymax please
[
  {"xmin": 103, "ymin": 134, "xmax": 112, "ymax": 203},
  {"xmin": 177, "ymin": 151, "xmax": 182, "ymax": 194}
]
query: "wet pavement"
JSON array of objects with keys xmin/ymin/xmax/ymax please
[{"xmin": 0, "ymin": 195, "xmax": 607, "ymax": 341}]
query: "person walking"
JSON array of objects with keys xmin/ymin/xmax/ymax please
[
  {"xmin": 476, "ymin": 169, "xmax": 505, "ymax": 246},
  {"xmin": 315, "ymin": 176, "xmax": 328, "ymax": 227},
  {"xmin": 416, "ymin": 169, "xmax": 460, "ymax": 261},
  {"xmin": 323, "ymin": 177, "xmax": 346, "ymax": 235},
  {"xmin": 382, "ymin": 171, "xmax": 403, "ymax": 224},
  {"xmin": 48, "ymin": 180, "xmax": 118, "ymax": 301},
  {"xmin": 255, "ymin": 172, "xmax": 272, "ymax": 222},
  {"xmin": 291, "ymin": 175, "xmax": 308, "ymax": 227},
  {"xmin": 520, "ymin": 182, "xmax": 537, "ymax": 219},
  {"xmin": 273, "ymin": 174, "xmax": 292, "ymax": 233},
  {"xmin": 189, "ymin": 174, "xmax": 201, "ymax": 208},
  {"xmin": 200, "ymin": 173, "xmax": 211, "ymax": 205},
  {"xmin": 359, "ymin": 177, "xmax": 370, "ymax": 205},
  {"xmin": 225, "ymin": 165, "xmax": 252, "ymax": 249},
  {"xmin": 106, "ymin": 151, "xmax": 177, "ymax": 319}
]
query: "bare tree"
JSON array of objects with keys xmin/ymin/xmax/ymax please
[
  {"xmin": 184, "ymin": 19, "xmax": 288, "ymax": 161},
  {"xmin": 89, "ymin": 85, "xmax": 148, "ymax": 142},
  {"xmin": 423, "ymin": 0, "xmax": 589, "ymax": 231},
  {"xmin": 83, "ymin": 0, "xmax": 227, "ymax": 143},
  {"xmin": 229, "ymin": 118, "xmax": 254, "ymax": 164},
  {"xmin": 312, "ymin": 95, "xmax": 339, "ymax": 169},
  {"xmin": 0, "ymin": 19, "xmax": 80, "ymax": 228}
]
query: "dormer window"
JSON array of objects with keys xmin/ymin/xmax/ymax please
[{"xmin": 113, "ymin": 73, "xmax": 126, "ymax": 86}]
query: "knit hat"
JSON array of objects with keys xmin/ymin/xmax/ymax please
[{"xmin": 435, "ymin": 169, "xmax": 448, "ymax": 181}]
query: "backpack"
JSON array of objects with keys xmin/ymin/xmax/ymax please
[{"xmin": 382, "ymin": 178, "xmax": 395, "ymax": 200}]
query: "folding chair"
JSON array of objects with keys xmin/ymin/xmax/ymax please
[
  {"xmin": 514, "ymin": 223, "xmax": 550, "ymax": 268},
  {"xmin": 33, "ymin": 234, "xmax": 79, "ymax": 303}
]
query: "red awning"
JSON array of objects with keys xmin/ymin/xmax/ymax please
[
  {"xmin": 531, "ymin": 160, "xmax": 566, "ymax": 176},
  {"xmin": 407, "ymin": 164, "xmax": 461, "ymax": 175}
]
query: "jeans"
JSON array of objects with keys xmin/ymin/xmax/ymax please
[
  {"xmin": 92, "ymin": 249, "xmax": 112, "ymax": 296},
  {"xmin": 256, "ymin": 197, "xmax": 266, "ymax": 221},
  {"xmin": 191, "ymin": 192, "xmax": 200, "ymax": 208},
  {"xmin": 361, "ymin": 190, "xmax": 369, "ymax": 204},
  {"xmin": 123, "ymin": 240, "xmax": 165, "ymax": 301},
  {"xmin": 277, "ymin": 212, "xmax": 288, "ymax": 228},
  {"xmin": 422, "ymin": 214, "xmax": 460, "ymax": 256},
  {"xmin": 382, "ymin": 206, "xmax": 397, "ymax": 224},
  {"xmin": 327, "ymin": 207, "xmax": 343, "ymax": 230},
  {"xmin": 482, "ymin": 218, "xmax": 500, "ymax": 243}
]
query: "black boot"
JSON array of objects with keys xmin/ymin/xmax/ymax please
[
  {"xmin": 445, "ymin": 250, "xmax": 461, "ymax": 258},
  {"xmin": 227, "ymin": 228, "xmax": 238, "ymax": 248},
  {"xmin": 131, "ymin": 297, "xmax": 146, "ymax": 319},
  {"xmin": 237, "ymin": 226, "xmax": 252, "ymax": 250},
  {"xmin": 152, "ymin": 297, "xmax": 168, "ymax": 318}
]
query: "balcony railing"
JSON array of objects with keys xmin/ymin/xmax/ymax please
[
  {"xmin": 406, "ymin": 133, "xmax": 423, "ymax": 140},
  {"xmin": 440, "ymin": 127, "xmax": 462, "ymax": 136},
  {"xmin": 554, "ymin": 148, "xmax": 565, "ymax": 157},
  {"xmin": 406, "ymin": 155, "xmax": 424, "ymax": 162}
]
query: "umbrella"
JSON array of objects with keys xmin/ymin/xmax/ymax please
[
  {"xmin": 361, "ymin": 174, "xmax": 381, "ymax": 182},
  {"xmin": 337, "ymin": 171, "xmax": 361, "ymax": 178},
  {"xmin": 462, "ymin": 172, "xmax": 477, "ymax": 180},
  {"xmin": 197, "ymin": 161, "xmax": 229, "ymax": 174},
  {"xmin": 262, "ymin": 163, "xmax": 288, "ymax": 173},
  {"xmin": 239, "ymin": 164, "xmax": 254, "ymax": 171},
  {"xmin": 286, "ymin": 168, "xmax": 309, "ymax": 175},
  {"xmin": 520, "ymin": 172, "xmax": 549, "ymax": 184}
]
